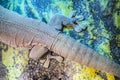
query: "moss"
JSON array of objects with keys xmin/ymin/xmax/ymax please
[
  {"xmin": 2, "ymin": 46, "xmax": 29, "ymax": 80},
  {"xmin": 26, "ymin": 0, "xmax": 41, "ymax": 20},
  {"xmin": 116, "ymin": 34, "xmax": 120, "ymax": 47},
  {"xmin": 114, "ymin": 1, "xmax": 120, "ymax": 29},
  {"xmin": 72, "ymin": 62, "xmax": 106, "ymax": 80},
  {"xmin": 100, "ymin": 20, "xmax": 110, "ymax": 39},
  {"xmin": 99, "ymin": 40, "xmax": 112, "ymax": 58},
  {"xmin": 87, "ymin": 25, "xmax": 96, "ymax": 41},
  {"xmin": 114, "ymin": 13, "xmax": 120, "ymax": 29},
  {"xmin": 9, "ymin": 2, "xmax": 14, "ymax": 11},
  {"xmin": 97, "ymin": 20, "xmax": 112, "ymax": 57},
  {"xmin": 20, "ymin": 0, "xmax": 27, "ymax": 16},
  {"xmin": 41, "ymin": 0, "xmax": 74, "ymax": 22},
  {"xmin": 51, "ymin": 0, "xmax": 74, "ymax": 16},
  {"xmin": 100, "ymin": 0, "xmax": 109, "ymax": 11},
  {"xmin": 106, "ymin": 73, "xmax": 115, "ymax": 80}
]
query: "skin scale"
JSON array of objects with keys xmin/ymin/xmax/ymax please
[{"xmin": 0, "ymin": 6, "xmax": 120, "ymax": 78}]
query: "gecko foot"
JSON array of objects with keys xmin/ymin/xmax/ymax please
[
  {"xmin": 49, "ymin": 12, "xmax": 87, "ymax": 33},
  {"xmin": 42, "ymin": 53, "xmax": 64, "ymax": 68},
  {"xmin": 69, "ymin": 12, "xmax": 88, "ymax": 33},
  {"xmin": 29, "ymin": 44, "xmax": 48, "ymax": 60}
]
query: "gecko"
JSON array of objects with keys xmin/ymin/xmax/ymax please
[{"xmin": 0, "ymin": 5, "xmax": 120, "ymax": 77}]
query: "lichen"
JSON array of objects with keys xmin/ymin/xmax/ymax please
[
  {"xmin": 106, "ymin": 73, "xmax": 115, "ymax": 80},
  {"xmin": 114, "ymin": 1, "xmax": 120, "ymax": 29},
  {"xmin": 100, "ymin": 0, "xmax": 109, "ymax": 11},
  {"xmin": 72, "ymin": 62, "xmax": 106, "ymax": 80},
  {"xmin": 114, "ymin": 13, "xmax": 120, "ymax": 29},
  {"xmin": 51, "ymin": 0, "xmax": 73, "ymax": 16},
  {"xmin": 25, "ymin": 0, "xmax": 41, "ymax": 20},
  {"xmin": 116, "ymin": 34, "xmax": 120, "ymax": 47},
  {"xmin": 2, "ymin": 46, "xmax": 29, "ymax": 80}
]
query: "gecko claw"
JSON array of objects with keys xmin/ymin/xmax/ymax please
[
  {"xmin": 74, "ymin": 23, "xmax": 87, "ymax": 33},
  {"xmin": 68, "ymin": 12, "xmax": 87, "ymax": 33},
  {"xmin": 43, "ymin": 53, "xmax": 64, "ymax": 68}
]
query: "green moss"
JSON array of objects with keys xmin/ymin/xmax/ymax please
[
  {"xmin": 114, "ymin": 13, "xmax": 120, "ymax": 29},
  {"xmin": 26, "ymin": 0, "xmax": 41, "ymax": 20},
  {"xmin": 114, "ymin": 1, "xmax": 120, "ymax": 29},
  {"xmin": 116, "ymin": 34, "xmax": 120, "ymax": 47},
  {"xmin": 8, "ymin": 0, "xmax": 14, "ymax": 11},
  {"xmin": 72, "ymin": 62, "xmax": 108, "ymax": 80},
  {"xmin": 86, "ymin": 1, "xmax": 91, "ymax": 13},
  {"xmin": 100, "ymin": 0, "xmax": 109, "ymax": 11},
  {"xmin": 20, "ymin": 0, "xmax": 27, "ymax": 16},
  {"xmin": 7, "ymin": 0, "xmax": 18, "ymax": 11},
  {"xmin": 99, "ymin": 40, "xmax": 112, "ymax": 58},
  {"xmin": 43, "ymin": 10, "xmax": 54, "ymax": 22},
  {"xmin": 87, "ymin": 25, "xmax": 96, "ymax": 40},
  {"xmin": 100, "ymin": 20, "xmax": 110, "ymax": 39},
  {"xmin": 51, "ymin": 0, "xmax": 73, "ymax": 16},
  {"xmin": 97, "ymin": 20, "xmax": 112, "ymax": 58},
  {"xmin": 42, "ymin": 0, "xmax": 74, "ymax": 22},
  {"xmin": 2, "ymin": 46, "xmax": 29, "ymax": 80},
  {"xmin": 106, "ymin": 73, "xmax": 115, "ymax": 80}
]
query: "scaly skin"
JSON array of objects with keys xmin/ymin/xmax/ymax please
[{"xmin": 0, "ymin": 6, "xmax": 120, "ymax": 77}]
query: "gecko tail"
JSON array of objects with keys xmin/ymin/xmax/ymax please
[{"xmin": 51, "ymin": 33, "xmax": 120, "ymax": 77}]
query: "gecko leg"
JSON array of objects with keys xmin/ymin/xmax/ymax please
[
  {"xmin": 48, "ymin": 12, "xmax": 86, "ymax": 32},
  {"xmin": 69, "ymin": 12, "xmax": 88, "ymax": 33},
  {"xmin": 43, "ymin": 52, "xmax": 64, "ymax": 68},
  {"xmin": 48, "ymin": 14, "xmax": 65, "ymax": 31},
  {"xmin": 48, "ymin": 14, "xmax": 76, "ymax": 31},
  {"xmin": 29, "ymin": 44, "xmax": 63, "ymax": 68},
  {"xmin": 29, "ymin": 44, "xmax": 48, "ymax": 60}
]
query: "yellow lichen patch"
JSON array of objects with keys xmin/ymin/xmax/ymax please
[
  {"xmin": 63, "ymin": 25, "xmax": 74, "ymax": 35},
  {"xmin": 63, "ymin": 28, "xmax": 70, "ymax": 35},
  {"xmin": 106, "ymin": 73, "xmax": 115, "ymax": 80},
  {"xmin": 72, "ymin": 63, "xmax": 115, "ymax": 80},
  {"xmin": 116, "ymin": 34, "xmax": 120, "ymax": 47},
  {"xmin": 51, "ymin": 0, "xmax": 74, "ymax": 16},
  {"xmin": 99, "ymin": 40, "xmax": 112, "ymax": 58},
  {"xmin": 87, "ymin": 25, "xmax": 96, "ymax": 40},
  {"xmin": 99, "ymin": 20, "xmax": 110, "ymax": 39},
  {"xmin": 114, "ymin": 12, "xmax": 120, "ymax": 29},
  {"xmin": 72, "ymin": 62, "xmax": 104, "ymax": 80},
  {"xmin": 65, "ymin": 54, "xmax": 115, "ymax": 80},
  {"xmin": 114, "ymin": 1, "xmax": 120, "ymax": 29},
  {"xmin": 2, "ymin": 46, "xmax": 29, "ymax": 80},
  {"xmin": 98, "ymin": 20, "xmax": 112, "ymax": 58}
]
